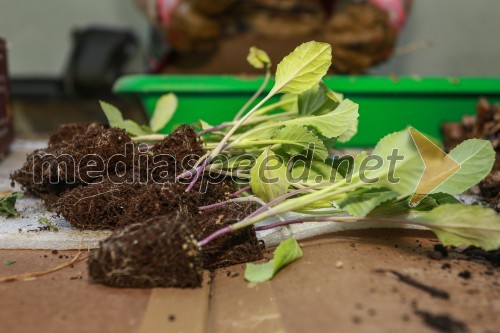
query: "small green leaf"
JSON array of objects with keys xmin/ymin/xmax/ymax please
[
  {"xmin": 249, "ymin": 149, "xmax": 290, "ymax": 202},
  {"xmin": 416, "ymin": 204, "xmax": 500, "ymax": 251},
  {"xmin": 272, "ymin": 41, "xmax": 332, "ymax": 95},
  {"xmin": 298, "ymin": 83, "xmax": 338, "ymax": 116},
  {"xmin": 100, "ymin": 101, "xmax": 148, "ymax": 137},
  {"xmin": 38, "ymin": 217, "xmax": 59, "ymax": 232},
  {"xmin": 247, "ymin": 46, "xmax": 271, "ymax": 69},
  {"xmin": 433, "ymin": 139, "xmax": 495, "ymax": 195},
  {"xmin": 150, "ymin": 93, "xmax": 178, "ymax": 132},
  {"xmin": 3, "ymin": 259, "xmax": 16, "ymax": 266},
  {"xmin": 273, "ymin": 125, "xmax": 328, "ymax": 161},
  {"xmin": 100, "ymin": 101, "xmax": 124, "ymax": 127},
  {"xmin": 245, "ymin": 238, "xmax": 303, "ymax": 283},
  {"xmin": 0, "ymin": 192, "xmax": 23, "ymax": 218},
  {"xmin": 338, "ymin": 188, "xmax": 399, "ymax": 217}
]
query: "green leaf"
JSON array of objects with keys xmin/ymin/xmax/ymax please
[
  {"xmin": 150, "ymin": 93, "xmax": 178, "ymax": 132},
  {"xmin": 38, "ymin": 217, "xmax": 59, "ymax": 232},
  {"xmin": 416, "ymin": 204, "xmax": 500, "ymax": 251},
  {"xmin": 271, "ymin": 41, "xmax": 331, "ymax": 95},
  {"xmin": 273, "ymin": 125, "xmax": 328, "ymax": 161},
  {"xmin": 428, "ymin": 193, "xmax": 460, "ymax": 205},
  {"xmin": 100, "ymin": 101, "xmax": 123, "ymax": 127},
  {"xmin": 247, "ymin": 46, "xmax": 271, "ymax": 69},
  {"xmin": 290, "ymin": 159, "xmax": 342, "ymax": 185},
  {"xmin": 337, "ymin": 119, "xmax": 358, "ymax": 143},
  {"xmin": 245, "ymin": 238, "xmax": 303, "ymax": 282},
  {"xmin": 0, "ymin": 192, "xmax": 23, "ymax": 218},
  {"xmin": 338, "ymin": 188, "xmax": 399, "ymax": 217},
  {"xmin": 282, "ymin": 99, "xmax": 359, "ymax": 139},
  {"xmin": 368, "ymin": 129, "xmax": 425, "ymax": 195},
  {"xmin": 3, "ymin": 259, "xmax": 16, "ymax": 266},
  {"xmin": 368, "ymin": 196, "xmax": 438, "ymax": 217},
  {"xmin": 298, "ymin": 83, "xmax": 338, "ymax": 116},
  {"xmin": 100, "ymin": 101, "xmax": 148, "ymax": 137},
  {"xmin": 433, "ymin": 139, "xmax": 495, "ymax": 195},
  {"xmin": 250, "ymin": 148, "xmax": 290, "ymax": 202}
]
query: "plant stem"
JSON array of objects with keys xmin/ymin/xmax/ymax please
[
  {"xmin": 199, "ymin": 196, "xmax": 261, "ymax": 211},
  {"xmin": 132, "ymin": 134, "xmax": 166, "ymax": 142},
  {"xmin": 185, "ymin": 92, "xmax": 275, "ymax": 190},
  {"xmin": 253, "ymin": 216, "xmax": 419, "ymax": 232},
  {"xmin": 233, "ymin": 70, "xmax": 271, "ymax": 121},
  {"xmin": 229, "ymin": 185, "xmax": 251, "ymax": 198}
]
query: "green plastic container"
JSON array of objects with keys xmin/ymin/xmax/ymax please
[{"xmin": 113, "ymin": 75, "xmax": 500, "ymax": 147}]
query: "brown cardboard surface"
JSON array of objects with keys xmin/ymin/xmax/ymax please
[{"xmin": 1, "ymin": 229, "xmax": 498, "ymax": 333}]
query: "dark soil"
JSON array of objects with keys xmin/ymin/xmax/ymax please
[
  {"xmin": 455, "ymin": 246, "xmax": 500, "ymax": 268},
  {"xmin": 195, "ymin": 202, "xmax": 264, "ymax": 270},
  {"xmin": 88, "ymin": 213, "xmax": 203, "ymax": 288},
  {"xmin": 11, "ymin": 123, "xmax": 264, "ymax": 288}
]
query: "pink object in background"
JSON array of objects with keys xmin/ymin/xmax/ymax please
[
  {"xmin": 157, "ymin": 0, "xmax": 179, "ymax": 27},
  {"xmin": 371, "ymin": 0, "xmax": 412, "ymax": 30}
]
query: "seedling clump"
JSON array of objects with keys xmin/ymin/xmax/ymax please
[{"xmin": 10, "ymin": 41, "xmax": 500, "ymax": 288}]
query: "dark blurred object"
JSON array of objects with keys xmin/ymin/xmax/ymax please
[
  {"xmin": 442, "ymin": 98, "xmax": 500, "ymax": 209},
  {"xmin": 324, "ymin": 2, "xmax": 396, "ymax": 73},
  {"xmin": 11, "ymin": 27, "xmax": 139, "ymax": 99},
  {"xmin": 64, "ymin": 27, "xmax": 138, "ymax": 96},
  {"xmin": 136, "ymin": 0, "xmax": 411, "ymax": 74},
  {"xmin": 0, "ymin": 37, "xmax": 14, "ymax": 155}
]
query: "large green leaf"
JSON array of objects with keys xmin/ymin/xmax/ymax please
[
  {"xmin": 245, "ymin": 238, "xmax": 303, "ymax": 282},
  {"xmin": 416, "ymin": 204, "xmax": 500, "ymax": 251},
  {"xmin": 250, "ymin": 148, "xmax": 290, "ymax": 202},
  {"xmin": 273, "ymin": 125, "xmax": 328, "ymax": 161},
  {"xmin": 150, "ymin": 93, "xmax": 178, "ymax": 132},
  {"xmin": 283, "ymin": 99, "xmax": 359, "ymax": 139},
  {"xmin": 337, "ymin": 188, "xmax": 399, "ymax": 217},
  {"xmin": 432, "ymin": 139, "xmax": 495, "ymax": 194},
  {"xmin": 367, "ymin": 129, "xmax": 425, "ymax": 196},
  {"xmin": 290, "ymin": 159, "xmax": 342, "ymax": 185},
  {"xmin": 271, "ymin": 41, "xmax": 331, "ymax": 95}
]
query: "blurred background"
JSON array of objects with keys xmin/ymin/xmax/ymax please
[{"xmin": 0, "ymin": 0, "xmax": 499, "ymax": 137}]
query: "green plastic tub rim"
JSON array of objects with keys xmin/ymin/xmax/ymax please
[{"xmin": 113, "ymin": 75, "xmax": 500, "ymax": 147}]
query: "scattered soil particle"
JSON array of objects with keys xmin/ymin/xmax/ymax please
[
  {"xmin": 428, "ymin": 251, "xmax": 443, "ymax": 260},
  {"xmin": 351, "ymin": 315, "xmax": 362, "ymax": 324},
  {"xmin": 168, "ymin": 315, "xmax": 176, "ymax": 322},
  {"xmin": 374, "ymin": 269, "xmax": 449, "ymax": 299},
  {"xmin": 434, "ymin": 244, "xmax": 449, "ymax": 257},
  {"xmin": 458, "ymin": 270, "xmax": 471, "ymax": 280},
  {"xmin": 441, "ymin": 263, "xmax": 451, "ymax": 270},
  {"xmin": 88, "ymin": 212, "xmax": 203, "ymax": 288},
  {"xmin": 52, "ymin": 250, "xmax": 58, "ymax": 255},
  {"xmin": 414, "ymin": 308, "xmax": 468, "ymax": 333}
]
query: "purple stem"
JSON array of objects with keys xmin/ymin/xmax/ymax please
[
  {"xmin": 228, "ymin": 185, "xmax": 251, "ymax": 198},
  {"xmin": 199, "ymin": 200, "xmax": 232, "ymax": 211},
  {"xmin": 198, "ymin": 226, "xmax": 232, "ymax": 247},
  {"xmin": 185, "ymin": 158, "xmax": 210, "ymax": 192}
]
